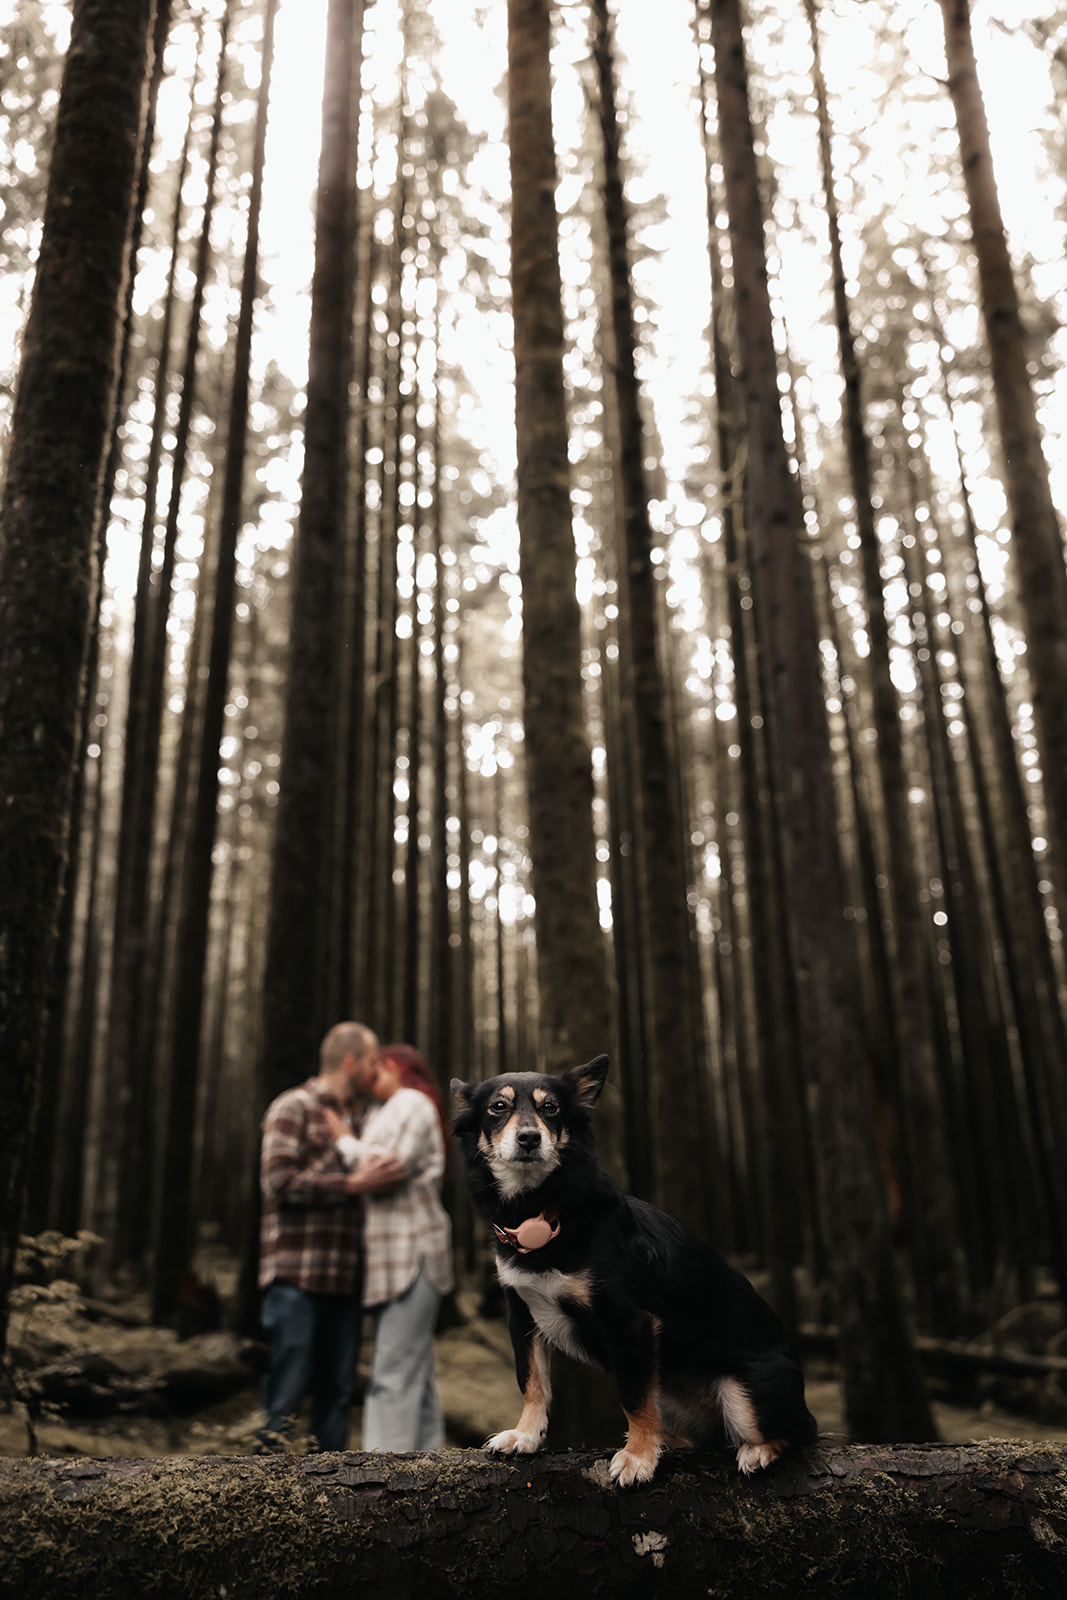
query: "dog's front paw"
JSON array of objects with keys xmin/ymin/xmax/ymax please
[
  {"xmin": 609, "ymin": 1443, "xmax": 662, "ymax": 1487},
  {"xmin": 485, "ymin": 1428, "xmax": 543, "ymax": 1455},
  {"xmin": 736, "ymin": 1440, "xmax": 784, "ymax": 1474}
]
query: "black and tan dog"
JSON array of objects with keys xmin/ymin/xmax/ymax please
[{"xmin": 451, "ymin": 1055, "xmax": 817, "ymax": 1487}]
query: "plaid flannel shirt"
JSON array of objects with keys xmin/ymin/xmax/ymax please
[
  {"xmin": 258, "ymin": 1080, "xmax": 363, "ymax": 1295},
  {"xmin": 336, "ymin": 1087, "xmax": 454, "ymax": 1308}
]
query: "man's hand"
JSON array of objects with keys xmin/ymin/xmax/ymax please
[{"xmin": 346, "ymin": 1153, "xmax": 405, "ymax": 1195}]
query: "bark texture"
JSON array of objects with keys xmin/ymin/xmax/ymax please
[
  {"xmin": 507, "ymin": 0, "xmax": 616, "ymax": 1085},
  {"xmin": 149, "ymin": 0, "xmax": 279, "ymax": 1322},
  {"xmin": 1, "ymin": 1444, "xmax": 1065, "ymax": 1599},
  {"xmin": 707, "ymin": 0, "xmax": 934, "ymax": 1442},
  {"xmin": 0, "ymin": 0, "xmax": 155, "ymax": 1351},
  {"xmin": 590, "ymin": 0, "xmax": 702, "ymax": 1231},
  {"xmin": 260, "ymin": 0, "xmax": 362, "ymax": 1102},
  {"xmin": 805, "ymin": 0, "xmax": 964, "ymax": 1335}
]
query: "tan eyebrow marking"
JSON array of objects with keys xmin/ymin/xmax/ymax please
[
  {"xmin": 533, "ymin": 1087, "xmax": 556, "ymax": 1105},
  {"xmin": 495, "ymin": 1085, "xmax": 515, "ymax": 1103}
]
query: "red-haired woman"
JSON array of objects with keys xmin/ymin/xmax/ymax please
[{"xmin": 325, "ymin": 1044, "xmax": 453, "ymax": 1450}]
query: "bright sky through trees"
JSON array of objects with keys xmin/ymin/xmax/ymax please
[
  {"xmin": 2, "ymin": 0, "xmax": 1064, "ymax": 656},
  {"xmin": 4, "ymin": 1, "xmax": 1064, "ymax": 531},
  {"xmin": 250, "ymin": 0, "xmax": 1066, "ymax": 609}
]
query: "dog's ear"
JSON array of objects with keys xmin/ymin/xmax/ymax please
[
  {"xmin": 564, "ymin": 1054, "xmax": 609, "ymax": 1108},
  {"xmin": 450, "ymin": 1078, "xmax": 474, "ymax": 1106}
]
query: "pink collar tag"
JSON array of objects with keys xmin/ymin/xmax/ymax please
[{"xmin": 494, "ymin": 1213, "xmax": 560, "ymax": 1253}]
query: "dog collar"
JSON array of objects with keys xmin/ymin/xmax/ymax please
[{"xmin": 493, "ymin": 1213, "xmax": 560, "ymax": 1253}]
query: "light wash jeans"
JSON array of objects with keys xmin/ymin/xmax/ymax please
[{"xmin": 361, "ymin": 1264, "xmax": 444, "ymax": 1451}]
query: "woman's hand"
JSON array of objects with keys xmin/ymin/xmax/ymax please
[{"xmin": 323, "ymin": 1106, "xmax": 349, "ymax": 1142}]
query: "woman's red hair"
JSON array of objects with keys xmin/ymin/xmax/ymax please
[{"xmin": 379, "ymin": 1044, "xmax": 449, "ymax": 1147}]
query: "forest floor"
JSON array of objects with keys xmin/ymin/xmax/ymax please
[
  {"xmin": 4, "ymin": 1244, "xmax": 1067, "ymax": 1461},
  {"xmin": 6, "ymin": 1286, "xmax": 1067, "ymax": 1465}
]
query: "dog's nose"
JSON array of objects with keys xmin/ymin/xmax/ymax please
[{"xmin": 516, "ymin": 1128, "xmax": 541, "ymax": 1152}]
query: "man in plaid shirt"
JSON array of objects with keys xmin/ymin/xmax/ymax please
[{"xmin": 256, "ymin": 1021, "xmax": 404, "ymax": 1452}]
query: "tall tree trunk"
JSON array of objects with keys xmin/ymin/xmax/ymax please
[
  {"xmin": 149, "ymin": 0, "xmax": 278, "ymax": 1323},
  {"xmin": 805, "ymin": 0, "xmax": 963, "ymax": 1335},
  {"xmin": 259, "ymin": 0, "xmax": 362, "ymax": 1104},
  {"xmin": 694, "ymin": 19, "xmax": 810, "ymax": 1313},
  {"xmin": 590, "ymin": 0, "xmax": 701, "ymax": 1229},
  {"xmin": 402, "ymin": 487, "xmax": 425, "ymax": 1044},
  {"xmin": 939, "ymin": 0, "xmax": 1067, "ymax": 899},
  {"xmin": 51, "ymin": 734, "xmax": 106, "ymax": 1237},
  {"xmin": 26, "ymin": 0, "xmax": 177, "ymax": 1236},
  {"xmin": 706, "ymin": 0, "xmax": 934, "ymax": 1442},
  {"xmin": 90, "ymin": 11, "xmax": 227, "ymax": 1283},
  {"xmin": 0, "ymin": 0, "xmax": 156, "ymax": 1350},
  {"xmin": 598, "ymin": 595, "xmax": 650, "ymax": 1199},
  {"xmin": 95, "ymin": 11, "xmax": 210, "ymax": 1280},
  {"xmin": 336, "ymin": 214, "xmax": 378, "ymax": 1016},
  {"xmin": 897, "ymin": 482, "xmax": 1000, "ymax": 1319},
  {"xmin": 507, "ymin": 0, "xmax": 617, "ymax": 1104},
  {"xmin": 508, "ymin": 0, "xmax": 624, "ymax": 1445},
  {"xmin": 362, "ymin": 155, "xmax": 408, "ymax": 1033},
  {"xmin": 426, "ymin": 287, "xmax": 454, "ymax": 1084},
  {"xmin": 949, "ymin": 432, "xmax": 1067, "ymax": 1300}
]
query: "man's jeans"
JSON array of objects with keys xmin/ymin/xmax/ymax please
[{"xmin": 257, "ymin": 1282, "xmax": 362, "ymax": 1452}]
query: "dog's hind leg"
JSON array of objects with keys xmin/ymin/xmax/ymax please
[
  {"xmin": 486, "ymin": 1295, "xmax": 551, "ymax": 1456},
  {"xmin": 715, "ymin": 1376, "xmax": 787, "ymax": 1474}
]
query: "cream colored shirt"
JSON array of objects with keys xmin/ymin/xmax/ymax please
[{"xmin": 336, "ymin": 1087, "xmax": 454, "ymax": 1308}]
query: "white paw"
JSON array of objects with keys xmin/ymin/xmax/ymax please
[
  {"xmin": 609, "ymin": 1444, "xmax": 661, "ymax": 1487},
  {"xmin": 736, "ymin": 1441, "xmax": 783, "ymax": 1474},
  {"xmin": 485, "ymin": 1428, "xmax": 543, "ymax": 1455}
]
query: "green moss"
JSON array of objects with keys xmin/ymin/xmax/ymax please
[{"xmin": 1, "ymin": 1445, "xmax": 1065, "ymax": 1600}]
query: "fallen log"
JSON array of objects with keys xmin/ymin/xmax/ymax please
[
  {"xmin": 1, "ymin": 1442, "xmax": 1065, "ymax": 1599},
  {"xmin": 14, "ymin": 1330, "xmax": 267, "ymax": 1418},
  {"xmin": 800, "ymin": 1322, "xmax": 1067, "ymax": 1380}
]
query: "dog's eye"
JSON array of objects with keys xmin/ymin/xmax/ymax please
[
  {"xmin": 488, "ymin": 1099, "xmax": 510, "ymax": 1116},
  {"xmin": 540, "ymin": 1099, "xmax": 559, "ymax": 1116}
]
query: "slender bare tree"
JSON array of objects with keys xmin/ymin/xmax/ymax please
[
  {"xmin": 260, "ymin": 0, "xmax": 363, "ymax": 1102},
  {"xmin": 507, "ymin": 0, "xmax": 616, "ymax": 1087}
]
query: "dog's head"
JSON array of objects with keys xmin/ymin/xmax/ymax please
[{"xmin": 451, "ymin": 1055, "xmax": 608, "ymax": 1199}]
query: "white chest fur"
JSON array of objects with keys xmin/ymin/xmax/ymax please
[{"xmin": 496, "ymin": 1260, "xmax": 594, "ymax": 1366}]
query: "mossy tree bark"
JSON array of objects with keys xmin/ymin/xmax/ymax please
[
  {"xmin": 2, "ymin": 1444, "xmax": 1066, "ymax": 1599},
  {"xmin": 0, "ymin": 0, "xmax": 157, "ymax": 1354}
]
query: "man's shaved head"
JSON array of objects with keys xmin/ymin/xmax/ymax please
[{"xmin": 320, "ymin": 1021, "xmax": 378, "ymax": 1073}]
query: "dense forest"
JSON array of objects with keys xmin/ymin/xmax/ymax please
[{"xmin": 2, "ymin": 0, "xmax": 1067, "ymax": 1453}]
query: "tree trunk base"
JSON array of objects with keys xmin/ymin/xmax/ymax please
[{"xmin": 2, "ymin": 1441, "xmax": 1066, "ymax": 1598}]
